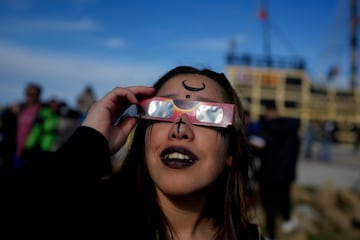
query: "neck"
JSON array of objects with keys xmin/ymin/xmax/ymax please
[{"xmin": 157, "ymin": 191, "xmax": 217, "ymax": 240}]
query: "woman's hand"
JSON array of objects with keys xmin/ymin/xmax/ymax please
[{"xmin": 82, "ymin": 86, "xmax": 154, "ymax": 154}]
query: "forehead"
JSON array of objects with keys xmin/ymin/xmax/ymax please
[{"xmin": 157, "ymin": 74, "xmax": 227, "ymax": 102}]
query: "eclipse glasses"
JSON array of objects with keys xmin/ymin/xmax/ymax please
[{"xmin": 115, "ymin": 96, "xmax": 236, "ymax": 128}]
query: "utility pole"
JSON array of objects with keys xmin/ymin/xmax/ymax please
[
  {"xmin": 258, "ymin": 0, "xmax": 272, "ymax": 67},
  {"xmin": 350, "ymin": 0, "xmax": 358, "ymax": 91}
]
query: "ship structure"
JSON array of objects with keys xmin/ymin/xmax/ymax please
[
  {"xmin": 226, "ymin": 0, "xmax": 360, "ymax": 143},
  {"xmin": 226, "ymin": 53, "xmax": 360, "ymax": 143}
]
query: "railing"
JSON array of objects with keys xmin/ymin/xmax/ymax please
[{"xmin": 226, "ymin": 53, "xmax": 306, "ymax": 70}]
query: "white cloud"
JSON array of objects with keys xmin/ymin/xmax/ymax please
[
  {"xmin": 101, "ymin": 38, "xmax": 126, "ymax": 49},
  {"xmin": 0, "ymin": 41, "xmax": 167, "ymax": 106},
  {"xmin": 0, "ymin": 45, "xmax": 155, "ymax": 83},
  {"xmin": 176, "ymin": 34, "xmax": 247, "ymax": 52},
  {"xmin": 0, "ymin": 17, "xmax": 98, "ymax": 32},
  {"xmin": 4, "ymin": 0, "xmax": 98, "ymax": 12}
]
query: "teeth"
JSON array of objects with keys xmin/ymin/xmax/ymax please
[{"xmin": 165, "ymin": 152, "xmax": 190, "ymax": 160}]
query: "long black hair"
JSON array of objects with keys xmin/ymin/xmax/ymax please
[{"xmin": 115, "ymin": 66, "xmax": 254, "ymax": 240}]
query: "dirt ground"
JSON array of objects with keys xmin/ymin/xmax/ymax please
[{"xmin": 249, "ymin": 183, "xmax": 360, "ymax": 240}]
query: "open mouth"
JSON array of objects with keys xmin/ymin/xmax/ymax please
[{"xmin": 161, "ymin": 147, "xmax": 197, "ymax": 169}]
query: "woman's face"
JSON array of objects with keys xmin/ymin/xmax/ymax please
[{"xmin": 145, "ymin": 73, "xmax": 232, "ymax": 197}]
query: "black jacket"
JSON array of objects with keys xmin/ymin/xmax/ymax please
[
  {"xmin": 3, "ymin": 126, "xmax": 263, "ymax": 239},
  {"xmin": 256, "ymin": 117, "xmax": 301, "ymax": 183}
]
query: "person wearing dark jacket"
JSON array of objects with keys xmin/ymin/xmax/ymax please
[
  {"xmin": 0, "ymin": 104, "xmax": 18, "ymax": 177},
  {"xmin": 5, "ymin": 66, "xmax": 264, "ymax": 240},
  {"xmin": 253, "ymin": 103, "xmax": 300, "ymax": 240}
]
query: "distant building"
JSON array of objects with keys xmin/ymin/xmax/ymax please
[{"xmin": 226, "ymin": 53, "xmax": 360, "ymax": 143}]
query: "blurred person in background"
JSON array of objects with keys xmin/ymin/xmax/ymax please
[
  {"xmin": 14, "ymin": 83, "xmax": 43, "ymax": 169},
  {"xmin": 0, "ymin": 103, "xmax": 19, "ymax": 176},
  {"xmin": 303, "ymin": 120, "xmax": 315, "ymax": 160},
  {"xmin": 77, "ymin": 85, "xmax": 96, "ymax": 122},
  {"xmin": 352, "ymin": 122, "xmax": 360, "ymax": 155},
  {"xmin": 318, "ymin": 119, "xmax": 335, "ymax": 162},
  {"xmin": 21, "ymin": 98, "xmax": 62, "ymax": 164},
  {"xmin": 251, "ymin": 103, "xmax": 300, "ymax": 240},
  {"xmin": 21, "ymin": 97, "xmax": 82, "ymax": 166}
]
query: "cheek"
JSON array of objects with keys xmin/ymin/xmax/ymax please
[
  {"xmin": 203, "ymin": 135, "xmax": 231, "ymax": 179},
  {"xmin": 211, "ymin": 130, "xmax": 230, "ymax": 148},
  {"xmin": 201, "ymin": 130, "xmax": 230, "ymax": 161}
]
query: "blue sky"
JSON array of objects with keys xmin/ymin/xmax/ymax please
[{"xmin": 0, "ymin": 0, "xmax": 356, "ymax": 108}]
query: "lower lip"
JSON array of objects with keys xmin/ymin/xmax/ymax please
[{"xmin": 161, "ymin": 159, "xmax": 195, "ymax": 169}]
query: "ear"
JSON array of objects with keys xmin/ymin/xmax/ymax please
[{"xmin": 225, "ymin": 155, "xmax": 233, "ymax": 167}]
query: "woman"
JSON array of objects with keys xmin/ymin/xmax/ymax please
[{"xmin": 11, "ymin": 66, "xmax": 263, "ymax": 239}]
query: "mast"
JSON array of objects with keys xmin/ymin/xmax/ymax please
[
  {"xmin": 259, "ymin": 0, "xmax": 272, "ymax": 67},
  {"xmin": 350, "ymin": 0, "xmax": 358, "ymax": 91}
]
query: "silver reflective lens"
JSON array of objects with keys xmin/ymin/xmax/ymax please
[
  {"xmin": 139, "ymin": 96, "xmax": 234, "ymax": 128},
  {"xmin": 196, "ymin": 105, "xmax": 224, "ymax": 123},
  {"xmin": 148, "ymin": 100, "xmax": 174, "ymax": 118}
]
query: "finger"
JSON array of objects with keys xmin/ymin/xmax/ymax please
[
  {"xmin": 102, "ymin": 86, "xmax": 154, "ymax": 118},
  {"xmin": 125, "ymin": 86, "xmax": 155, "ymax": 102},
  {"xmin": 106, "ymin": 86, "xmax": 154, "ymax": 104},
  {"xmin": 82, "ymin": 86, "xmax": 154, "ymax": 143},
  {"xmin": 110, "ymin": 117, "xmax": 138, "ymax": 154}
]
